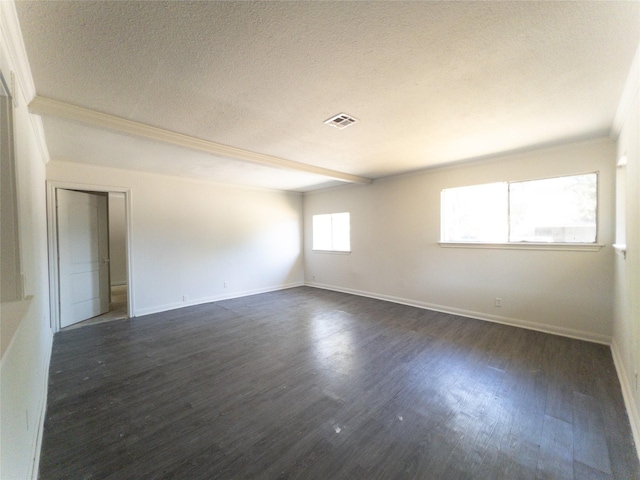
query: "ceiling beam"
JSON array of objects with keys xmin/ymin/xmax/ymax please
[{"xmin": 28, "ymin": 96, "xmax": 373, "ymax": 185}]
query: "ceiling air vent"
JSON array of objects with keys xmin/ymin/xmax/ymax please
[{"xmin": 324, "ymin": 113, "xmax": 358, "ymax": 129}]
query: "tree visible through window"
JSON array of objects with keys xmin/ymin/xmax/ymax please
[{"xmin": 441, "ymin": 173, "xmax": 597, "ymax": 244}]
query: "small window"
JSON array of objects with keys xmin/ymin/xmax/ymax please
[
  {"xmin": 441, "ymin": 173, "xmax": 598, "ymax": 244},
  {"xmin": 313, "ymin": 212, "xmax": 350, "ymax": 252}
]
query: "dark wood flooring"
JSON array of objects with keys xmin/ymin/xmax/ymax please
[{"xmin": 39, "ymin": 287, "xmax": 639, "ymax": 479}]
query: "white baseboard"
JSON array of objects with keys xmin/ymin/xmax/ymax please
[
  {"xmin": 27, "ymin": 285, "xmax": 640, "ymax": 471},
  {"xmin": 611, "ymin": 339, "xmax": 640, "ymax": 462},
  {"xmin": 134, "ymin": 282, "xmax": 304, "ymax": 317},
  {"xmin": 309, "ymin": 283, "xmax": 638, "ymax": 461},
  {"xmin": 306, "ymin": 282, "xmax": 611, "ymax": 345},
  {"xmin": 30, "ymin": 327, "xmax": 53, "ymax": 480}
]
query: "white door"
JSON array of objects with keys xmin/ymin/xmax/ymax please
[{"xmin": 58, "ymin": 189, "xmax": 110, "ymax": 328}]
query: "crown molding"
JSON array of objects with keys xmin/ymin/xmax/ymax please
[
  {"xmin": 1, "ymin": 1, "xmax": 50, "ymax": 164},
  {"xmin": 0, "ymin": 1, "xmax": 36, "ymax": 103},
  {"xmin": 611, "ymin": 42, "xmax": 640, "ymax": 137},
  {"xmin": 28, "ymin": 96, "xmax": 373, "ymax": 185}
]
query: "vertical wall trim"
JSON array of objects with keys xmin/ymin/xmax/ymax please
[
  {"xmin": 0, "ymin": 2, "xmax": 36, "ymax": 102},
  {"xmin": 0, "ymin": 1, "xmax": 50, "ymax": 163},
  {"xmin": 28, "ymin": 328, "xmax": 53, "ymax": 480},
  {"xmin": 611, "ymin": 339, "xmax": 640, "ymax": 462}
]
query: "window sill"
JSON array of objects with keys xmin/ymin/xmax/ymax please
[
  {"xmin": 438, "ymin": 242, "xmax": 604, "ymax": 252},
  {"xmin": 312, "ymin": 249, "xmax": 351, "ymax": 255},
  {"xmin": 613, "ymin": 244, "xmax": 627, "ymax": 259}
]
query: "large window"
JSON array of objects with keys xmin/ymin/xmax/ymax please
[
  {"xmin": 441, "ymin": 173, "xmax": 597, "ymax": 244},
  {"xmin": 313, "ymin": 212, "xmax": 350, "ymax": 252}
]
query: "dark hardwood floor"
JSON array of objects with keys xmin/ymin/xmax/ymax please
[{"xmin": 39, "ymin": 287, "xmax": 639, "ymax": 479}]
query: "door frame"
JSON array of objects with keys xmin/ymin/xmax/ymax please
[{"xmin": 46, "ymin": 181, "xmax": 134, "ymax": 332}]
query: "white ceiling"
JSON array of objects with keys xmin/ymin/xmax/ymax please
[{"xmin": 15, "ymin": 1, "xmax": 640, "ymax": 192}]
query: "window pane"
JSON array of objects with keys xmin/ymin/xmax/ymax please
[
  {"xmin": 331, "ymin": 212, "xmax": 350, "ymax": 251},
  {"xmin": 509, "ymin": 173, "xmax": 597, "ymax": 243},
  {"xmin": 441, "ymin": 183, "xmax": 508, "ymax": 242},
  {"xmin": 313, "ymin": 212, "xmax": 350, "ymax": 251},
  {"xmin": 312, "ymin": 214, "xmax": 332, "ymax": 250}
]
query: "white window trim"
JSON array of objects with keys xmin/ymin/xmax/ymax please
[
  {"xmin": 614, "ymin": 156, "xmax": 626, "ymax": 259},
  {"xmin": 439, "ymin": 242, "xmax": 604, "ymax": 252},
  {"xmin": 612, "ymin": 243, "xmax": 627, "ymax": 259},
  {"xmin": 312, "ymin": 249, "xmax": 352, "ymax": 254},
  {"xmin": 440, "ymin": 172, "xmax": 600, "ymax": 247},
  {"xmin": 311, "ymin": 212, "xmax": 351, "ymax": 253}
]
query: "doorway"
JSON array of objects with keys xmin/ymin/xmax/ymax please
[
  {"xmin": 68, "ymin": 192, "xmax": 129, "ymax": 329},
  {"xmin": 47, "ymin": 182, "xmax": 133, "ymax": 332}
]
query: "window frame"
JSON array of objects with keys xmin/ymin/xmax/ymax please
[
  {"xmin": 0, "ymin": 71, "xmax": 25, "ymax": 301},
  {"xmin": 439, "ymin": 172, "xmax": 603, "ymax": 252},
  {"xmin": 312, "ymin": 212, "xmax": 351, "ymax": 253},
  {"xmin": 613, "ymin": 156, "xmax": 627, "ymax": 258}
]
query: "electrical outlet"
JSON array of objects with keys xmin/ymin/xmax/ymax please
[
  {"xmin": 313, "ymin": 275, "xmax": 316, "ymax": 281},
  {"xmin": 182, "ymin": 295, "xmax": 188, "ymax": 302},
  {"xmin": 224, "ymin": 281, "xmax": 228, "ymax": 288},
  {"xmin": 494, "ymin": 298, "xmax": 502, "ymax": 307}
]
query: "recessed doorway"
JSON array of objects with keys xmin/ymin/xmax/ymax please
[{"xmin": 47, "ymin": 182, "xmax": 133, "ymax": 332}]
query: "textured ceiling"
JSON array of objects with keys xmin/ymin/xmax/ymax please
[{"xmin": 15, "ymin": 1, "xmax": 640, "ymax": 191}]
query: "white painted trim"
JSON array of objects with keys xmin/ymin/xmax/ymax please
[
  {"xmin": 0, "ymin": 2, "xmax": 50, "ymax": 165},
  {"xmin": 28, "ymin": 112, "xmax": 50, "ymax": 165},
  {"xmin": 439, "ymin": 242, "xmax": 604, "ymax": 252},
  {"xmin": 0, "ymin": 1, "xmax": 36, "ymax": 104},
  {"xmin": 612, "ymin": 43, "xmax": 640, "ymax": 137},
  {"xmin": 311, "ymin": 250, "xmax": 351, "ymax": 255},
  {"xmin": 0, "ymin": 307, "xmax": 54, "ymax": 480},
  {"xmin": 134, "ymin": 282, "xmax": 304, "ymax": 317},
  {"xmin": 611, "ymin": 339, "xmax": 640, "ymax": 463},
  {"xmin": 29, "ymin": 328, "xmax": 53, "ymax": 480},
  {"xmin": 50, "ymin": 159, "xmax": 306, "ymax": 196},
  {"xmin": 613, "ymin": 243, "xmax": 628, "ymax": 259},
  {"xmin": 0, "ymin": 295, "xmax": 33, "ymax": 362},
  {"xmin": 45, "ymin": 183, "xmax": 58, "ymax": 331},
  {"xmin": 305, "ymin": 282, "xmax": 612, "ymax": 345},
  {"xmin": 29, "ymin": 96, "xmax": 372, "ymax": 186},
  {"xmin": 46, "ymin": 181, "xmax": 135, "ymax": 332},
  {"xmin": 1, "ymin": 8, "xmax": 49, "ymax": 179}
]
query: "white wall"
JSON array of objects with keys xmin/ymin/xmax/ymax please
[
  {"xmin": 108, "ymin": 192, "xmax": 127, "ymax": 286},
  {"xmin": 305, "ymin": 138, "xmax": 616, "ymax": 343},
  {"xmin": 46, "ymin": 162, "xmax": 304, "ymax": 317},
  {"xmin": 612, "ymin": 47, "xmax": 640, "ymax": 457},
  {"xmin": 0, "ymin": 4, "xmax": 53, "ymax": 477}
]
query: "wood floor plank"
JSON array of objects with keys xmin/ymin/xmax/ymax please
[
  {"xmin": 542, "ymin": 335, "xmax": 576, "ymax": 424},
  {"xmin": 38, "ymin": 287, "xmax": 640, "ymax": 479},
  {"xmin": 573, "ymin": 391, "xmax": 613, "ymax": 475},
  {"xmin": 536, "ymin": 415, "xmax": 573, "ymax": 479},
  {"xmin": 573, "ymin": 460, "xmax": 614, "ymax": 480}
]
